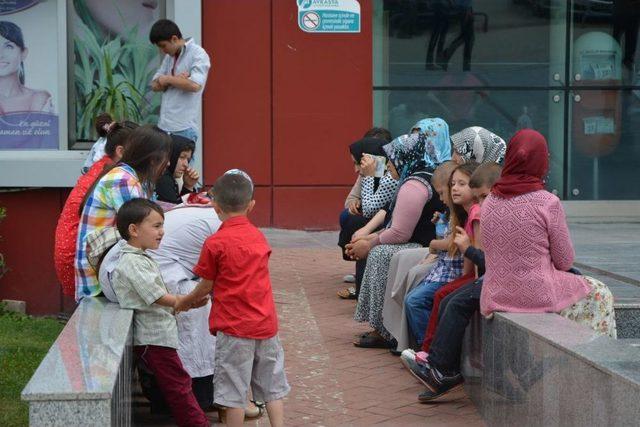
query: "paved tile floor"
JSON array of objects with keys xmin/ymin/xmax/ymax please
[{"xmin": 134, "ymin": 229, "xmax": 484, "ymax": 426}]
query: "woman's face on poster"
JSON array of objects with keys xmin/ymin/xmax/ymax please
[
  {"xmin": 84, "ymin": 0, "xmax": 159, "ymax": 38},
  {"xmin": 0, "ymin": 36, "xmax": 24, "ymax": 78}
]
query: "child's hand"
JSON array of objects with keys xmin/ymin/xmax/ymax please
[
  {"xmin": 431, "ymin": 211, "xmax": 442, "ymax": 224},
  {"xmin": 174, "ymin": 295, "xmax": 189, "ymax": 313},
  {"xmin": 183, "ymin": 167, "xmax": 200, "ymax": 190},
  {"xmin": 453, "ymin": 226, "xmax": 471, "ymax": 253},
  {"xmin": 420, "ymin": 253, "xmax": 438, "ymax": 265},
  {"xmin": 191, "ymin": 296, "xmax": 210, "ymax": 309}
]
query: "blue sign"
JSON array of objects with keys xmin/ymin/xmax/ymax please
[{"xmin": 297, "ymin": 0, "xmax": 360, "ymax": 33}]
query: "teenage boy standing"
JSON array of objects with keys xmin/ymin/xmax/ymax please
[{"xmin": 149, "ymin": 19, "xmax": 210, "ymax": 143}]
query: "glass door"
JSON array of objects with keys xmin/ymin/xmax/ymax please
[{"xmin": 567, "ymin": 0, "xmax": 640, "ymax": 200}]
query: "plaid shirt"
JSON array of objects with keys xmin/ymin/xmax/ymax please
[
  {"xmin": 112, "ymin": 243, "xmax": 178, "ymax": 349},
  {"xmin": 75, "ymin": 164, "xmax": 146, "ymax": 301},
  {"xmin": 419, "ymin": 251, "xmax": 464, "ymax": 286}
]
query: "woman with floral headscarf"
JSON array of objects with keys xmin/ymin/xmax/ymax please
[
  {"xmin": 450, "ymin": 126, "xmax": 507, "ymax": 165},
  {"xmin": 346, "ymin": 118, "xmax": 451, "ymax": 348}
]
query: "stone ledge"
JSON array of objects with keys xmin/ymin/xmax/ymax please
[
  {"xmin": 22, "ymin": 297, "xmax": 133, "ymax": 426},
  {"xmin": 462, "ymin": 312, "xmax": 640, "ymax": 426}
]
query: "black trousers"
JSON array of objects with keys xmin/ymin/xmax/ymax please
[
  {"xmin": 428, "ymin": 278, "xmax": 482, "ymax": 376},
  {"xmin": 338, "ymin": 209, "xmax": 372, "ymax": 297}
]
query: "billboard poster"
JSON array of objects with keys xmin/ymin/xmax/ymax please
[
  {"xmin": 0, "ymin": 0, "xmax": 59, "ymax": 150},
  {"xmin": 72, "ymin": 0, "xmax": 164, "ymax": 142}
]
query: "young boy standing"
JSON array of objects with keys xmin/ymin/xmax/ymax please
[
  {"xmin": 177, "ymin": 171, "xmax": 290, "ymax": 427},
  {"xmin": 149, "ymin": 19, "xmax": 210, "ymax": 143},
  {"xmin": 112, "ymin": 198, "xmax": 210, "ymax": 427}
]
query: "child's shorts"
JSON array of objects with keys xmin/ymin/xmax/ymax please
[{"xmin": 214, "ymin": 332, "xmax": 290, "ymax": 408}]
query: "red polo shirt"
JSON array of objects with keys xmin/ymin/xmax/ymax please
[{"xmin": 194, "ymin": 215, "xmax": 278, "ymax": 339}]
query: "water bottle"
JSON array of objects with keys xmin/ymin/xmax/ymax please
[{"xmin": 435, "ymin": 213, "xmax": 448, "ymax": 239}]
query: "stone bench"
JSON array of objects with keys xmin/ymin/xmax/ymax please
[
  {"xmin": 22, "ymin": 297, "xmax": 133, "ymax": 427},
  {"xmin": 461, "ymin": 310, "xmax": 640, "ymax": 426}
]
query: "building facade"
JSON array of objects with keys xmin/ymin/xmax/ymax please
[{"xmin": 0, "ymin": 0, "xmax": 638, "ymax": 314}]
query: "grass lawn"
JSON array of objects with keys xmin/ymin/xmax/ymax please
[{"xmin": 0, "ymin": 310, "xmax": 65, "ymax": 427}]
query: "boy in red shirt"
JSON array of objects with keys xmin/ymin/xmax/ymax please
[{"xmin": 177, "ymin": 170, "xmax": 289, "ymax": 427}]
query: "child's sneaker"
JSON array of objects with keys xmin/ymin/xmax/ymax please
[
  {"xmin": 417, "ymin": 366, "xmax": 464, "ymax": 402},
  {"xmin": 400, "ymin": 348, "xmax": 416, "ymax": 366}
]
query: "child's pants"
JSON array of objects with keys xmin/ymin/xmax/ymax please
[
  {"xmin": 404, "ymin": 281, "xmax": 444, "ymax": 344},
  {"xmin": 421, "ymin": 273, "xmax": 475, "ymax": 352},
  {"xmin": 428, "ymin": 279, "xmax": 482, "ymax": 376},
  {"xmin": 134, "ymin": 345, "xmax": 209, "ymax": 427}
]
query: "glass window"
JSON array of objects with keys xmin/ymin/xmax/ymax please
[
  {"xmin": 374, "ymin": 0, "xmax": 567, "ymax": 88},
  {"xmin": 69, "ymin": 0, "xmax": 166, "ymax": 148},
  {"xmin": 375, "ymin": 88, "xmax": 565, "ymax": 196},
  {"xmin": 374, "ymin": 1, "xmax": 640, "ymax": 200}
]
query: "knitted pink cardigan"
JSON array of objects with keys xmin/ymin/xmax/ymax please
[{"xmin": 480, "ymin": 190, "xmax": 592, "ymax": 316}]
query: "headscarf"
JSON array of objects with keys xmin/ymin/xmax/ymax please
[
  {"xmin": 451, "ymin": 126, "xmax": 507, "ymax": 164},
  {"xmin": 168, "ymin": 134, "xmax": 195, "ymax": 175},
  {"xmin": 386, "ymin": 118, "xmax": 450, "ymax": 179},
  {"xmin": 492, "ymin": 129, "xmax": 548, "ymax": 199},
  {"xmin": 349, "ymin": 137, "xmax": 387, "ymax": 163},
  {"xmin": 410, "ymin": 118, "xmax": 433, "ymax": 134}
]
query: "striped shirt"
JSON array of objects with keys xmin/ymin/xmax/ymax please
[
  {"xmin": 112, "ymin": 243, "xmax": 178, "ymax": 349},
  {"xmin": 75, "ymin": 164, "xmax": 146, "ymax": 301}
]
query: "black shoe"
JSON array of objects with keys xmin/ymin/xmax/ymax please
[
  {"xmin": 418, "ymin": 367, "xmax": 464, "ymax": 402},
  {"xmin": 406, "ymin": 361, "xmax": 433, "ymax": 389}
]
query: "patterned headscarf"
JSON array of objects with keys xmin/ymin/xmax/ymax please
[
  {"xmin": 450, "ymin": 126, "xmax": 507, "ymax": 164},
  {"xmin": 387, "ymin": 118, "xmax": 451, "ymax": 178}
]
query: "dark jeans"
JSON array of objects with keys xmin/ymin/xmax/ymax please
[
  {"xmin": 338, "ymin": 208, "xmax": 370, "ymax": 297},
  {"xmin": 428, "ymin": 278, "xmax": 482, "ymax": 376}
]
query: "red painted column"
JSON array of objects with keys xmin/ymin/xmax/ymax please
[
  {"xmin": 202, "ymin": 1, "xmax": 373, "ymax": 229},
  {"xmin": 202, "ymin": 0, "xmax": 273, "ymax": 226},
  {"xmin": 271, "ymin": 1, "xmax": 373, "ymax": 229}
]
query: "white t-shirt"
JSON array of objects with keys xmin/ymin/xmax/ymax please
[{"xmin": 152, "ymin": 38, "xmax": 211, "ymax": 132}]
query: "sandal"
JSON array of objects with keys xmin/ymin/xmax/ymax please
[
  {"xmin": 245, "ymin": 401, "xmax": 265, "ymax": 419},
  {"xmin": 337, "ymin": 287, "xmax": 357, "ymax": 300},
  {"xmin": 353, "ymin": 333, "xmax": 393, "ymax": 349},
  {"xmin": 216, "ymin": 403, "xmax": 265, "ymax": 423}
]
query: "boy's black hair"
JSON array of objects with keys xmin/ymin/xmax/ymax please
[
  {"xmin": 149, "ymin": 19, "xmax": 182, "ymax": 44},
  {"xmin": 363, "ymin": 127, "xmax": 392, "ymax": 143},
  {"xmin": 469, "ymin": 162, "xmax": 503, "ymax": 189},
  {"xmin": 116, "ymin": 198, "xmax": 164, "ymax": 241},
  {"xmin": 212, "ymin": 173, "xmax": 254, "ymax": 213}
]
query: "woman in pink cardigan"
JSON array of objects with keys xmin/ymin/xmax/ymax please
[{"xmin": 480, "ymin": 129, "xmax": 616, "ymax": 337}]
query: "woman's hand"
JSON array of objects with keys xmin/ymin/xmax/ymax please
[
  {"xmin": 345, "ymin": 238, "xmax": 372, "ymax": 260},
  {"xmin": 183, "ymin": 167, "xmax": 200, "ymax": 190},
  {"xmin": 453, "ymin": 226, "xmax": 471, "ymax": 254},
  {"xmin": 359, "ymin": 155, "xmax": 377, "ymax": 177},
  {"xmin": 352, "ymin": 227, "xmax": 370, "ymax": 241},
  {"xmin": 348, "ymin": 199, "xmax": 361, "ymax": 215}
]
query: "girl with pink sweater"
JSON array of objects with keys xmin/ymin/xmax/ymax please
[{"xmin": 480, "ymin": 130, "xmax": 616, "ymax": 337}]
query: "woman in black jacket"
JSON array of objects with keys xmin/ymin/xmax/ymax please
[{"xmin": 155, "ymin": 134, "xmax": 198, "ymax": 204}]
